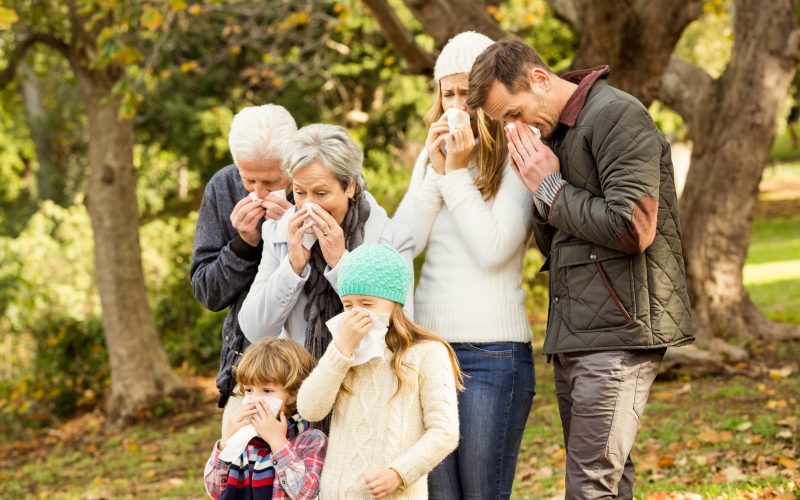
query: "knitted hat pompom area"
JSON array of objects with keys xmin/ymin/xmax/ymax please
[
  {"xmin": 434, "ymin": 31, "xmax": 495, "ymax": 83},
  {"xmin": 337, "ymin": 244, "xmax": 412, "ymax": 305}
]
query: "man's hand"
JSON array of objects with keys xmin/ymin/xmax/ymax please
[
  {"xmin": 261, "ymin": 192, "xmax": 293, "ymax": 221},
  {"xmin": 335, "ymin": 309, "xmax": 372, "ymax": 357},
  {"xmin": 364, "ymin": 468, "xmax": 403, "ymax": 498},
  {"xmin": 231, "ymin": 195, "xmax": 266, "ymax": 247},
  {"xmin": 506, "ymin": 120, "xmax": 560, "ymax": 193}
]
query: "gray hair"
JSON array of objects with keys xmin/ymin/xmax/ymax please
[
  {"xmin": 228, "ymin": 104, "xmax": 297, "ymax": 165},
  {"xmin": 283, "ymin": 124, "xmax": 365, "ymax": 193}
]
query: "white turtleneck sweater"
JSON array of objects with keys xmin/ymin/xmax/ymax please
[{"xmin": 393, "ymin": 149, "xmax": 534, "ymax": 344}]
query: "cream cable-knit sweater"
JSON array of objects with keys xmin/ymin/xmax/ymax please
[
  {"xmin": 296, "ymin": 340, "xmax": 459, "ymax": 499},
  {"xmin": 393, "ymin": 149, "xmax": 534, "ymax": 344}
]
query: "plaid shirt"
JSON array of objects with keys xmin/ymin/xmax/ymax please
[{"xmin": 204, "ymin": 425, "xmax": 327, "ymax": 499}]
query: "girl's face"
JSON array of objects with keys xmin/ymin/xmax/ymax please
[
  {"xmin": 292, "ymin": 161, "xmax": 356, "ymax": 225},
  {"xmin": 341, "ymin": 294, "xmax": 395, "ymax": 315},
  {"xmin": 242, "ymin": 382, "xmax": 290, "ymax": 414}
]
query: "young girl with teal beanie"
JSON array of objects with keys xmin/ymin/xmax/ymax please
[{"xmin": 296, "ymin": 243, "xmax": 463, "ymax": 499}]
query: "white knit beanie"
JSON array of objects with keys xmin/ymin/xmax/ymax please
[{"xmin": 434, "ymin": 31, "xmax": 495, "ymax": 82}]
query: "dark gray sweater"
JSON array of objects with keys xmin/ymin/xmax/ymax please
[{"xmin": 190, "ymin": 164, "xmax": 292, "ymax": 406}]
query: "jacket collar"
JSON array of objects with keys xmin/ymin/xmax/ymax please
[{"xmin": 558, "ymin": 65, "xmax": 610, "ymax": 127}]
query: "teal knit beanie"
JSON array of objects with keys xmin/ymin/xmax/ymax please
[{"xmin": 338, "ymin": 244, "xmax": 412, "ymax": 305}]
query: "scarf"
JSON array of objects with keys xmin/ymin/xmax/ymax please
[{"xmin": 219, "ymin": 415, "xmax": 308, "ymax": 500}]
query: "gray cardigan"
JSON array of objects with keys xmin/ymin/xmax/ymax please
[
  {"xmin": 239, "ymin": 193, "xmax": 415, "ymax": 346},
  {"xmin": 190, "ymin": 164, "xmax": 279, "ymax": 406}
]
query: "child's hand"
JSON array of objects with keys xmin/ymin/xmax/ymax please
[
  {"xmin": 220, "ymin": 402, "xmax": 258, "ymax": 450},
  {"xmin": 364, "ymin": 468, "xmax": 403, "ymax": 498},
  {"xmin": 251, "ymin": 399, "xmax": 289, "ymax": 452},
  {"xmin": 336, "ymin": 308, "xmax": 373, "ymax": 357}
]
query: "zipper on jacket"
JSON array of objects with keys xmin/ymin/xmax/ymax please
[{"xmin": 595, "ymin": 262, "xmax": 635, "ymax": 325}]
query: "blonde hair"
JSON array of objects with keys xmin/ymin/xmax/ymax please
[
  {"xmin": 386, "ymin": 303, "xmax": 464, "ymax": 399},
  {"xmin": 425, "ymin": 89, "xmax": 508, "ymax": 201},
  {"xmin": 234, "ymin": 338, "xmax": 316, "ymax": 413}
]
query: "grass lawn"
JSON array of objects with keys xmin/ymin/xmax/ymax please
[{"xmin": 1, "ymin": 167, "xmax": 798, "ymax": 499}]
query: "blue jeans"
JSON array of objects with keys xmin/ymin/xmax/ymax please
[{"xmin": 428, "ymin": 342, "xmax": 535, "ymax": 500}]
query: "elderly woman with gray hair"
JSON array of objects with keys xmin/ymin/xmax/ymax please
[{"xmin": 239, "ymin": 124, "xmax": 415, "ymax": 362}]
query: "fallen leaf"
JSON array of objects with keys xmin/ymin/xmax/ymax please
[
  {"xmin": 776, "ymin": 416, "xmax": 797, "ymax": 427},
  {"xmin": 776, "ymin": 429, "xmax": 793, "ymax": 440},
  {"xmin": 736, "ymin": 422, "xmax": 753, "ymax": 432},
  {"xmin": 667, "ymin": 442, "xmax": 683, "ymax": 452},
  {"xmin": 658, "ymin": 455, "xmax": 675, "ymax": 468},
  {"xmin": 698, "ymin": 429, "xmax": 721, "ymax": 443},
  {"xmin": 768, "ymin": 367, "xmax": 794, "ymax": 379},
  {"xmin": 777, "ymin": 456, "xmax": 798, "ymax": 470},
  {"xmin": 721, "ymin": 465, "xmax": 747, "ymax": 482}
]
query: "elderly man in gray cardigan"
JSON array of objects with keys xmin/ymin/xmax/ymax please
[
  {"xmin": 190, "ymin": 104, "xmax": 296, "ymax": 413},
  {"xmin": 239, "ymin": 124, "xmax": 414, "ymax": 355}
]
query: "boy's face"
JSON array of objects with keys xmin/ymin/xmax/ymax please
[
  {"xmin": 342, "ymin": 294, "xmax": 395, "ymax": 315},
  {"xmin": 242, "ymin": 382, "xmax": 290, "ymax": 414}
]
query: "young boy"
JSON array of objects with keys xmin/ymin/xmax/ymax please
[{"xmin": 204, "ymin": 338, "xmax": 327, "ymax": 499}]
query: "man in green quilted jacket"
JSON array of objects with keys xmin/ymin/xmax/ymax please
[{"xmin": 467, "ymin": 37, "xmax": 695, "ymax": 499}]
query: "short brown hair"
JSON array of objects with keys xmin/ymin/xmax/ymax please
[
  {"xmin": 467, "ymin": 37, "xmax": 551, "ymax": 110},
  {"xmin": 234, "ymin": 338, "xmax": 316, "ymax": 412}
]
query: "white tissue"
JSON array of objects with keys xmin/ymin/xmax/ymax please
[
  {"xmin": 301, "ymin": 203, "xmax": 318, "ymax": 250},
  {"xmin": 268, "ymin": 189, "xmax": 286, "ymax": 200},
  {"xmin": 505, "ymin": 122, "xmax": 542, "ymax": 139},
  {"xmin": 441, "ymin": 108, "xmax": 471, "ymax": 154},
  {"xmin": 326, "ymin": 307, "xmax": 391, "ymax": 366},
  {"xmin": 218, "ymin": 395, "xmax": 283, "ymax": 462},
  {"xmin": 248, "ymin": 191, "xmax": 262, "ymax": 203}
]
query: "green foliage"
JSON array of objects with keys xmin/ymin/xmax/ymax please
[{"xmin": 0, "ymin": 316, "xmax": 108, "ymax": 433}]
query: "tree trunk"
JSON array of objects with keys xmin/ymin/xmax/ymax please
[
  {"xmin": 76, "ymin": 70, "xmax": 186, "ymax": 425},
  {"xmin": 660, "ymin": 0, "xmax": 800, "ymax": 356},
  {"xmin": 20, "ymin": 64, "xmax": 66, "ymax": 206},
  {"xmin": 558, "ymin": 0, "xmax": 701, "ymax": 106}
]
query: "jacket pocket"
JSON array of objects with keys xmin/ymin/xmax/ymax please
[{"xmin": 558, "ymin": 242, "xmax": 637, "ymax": 332}]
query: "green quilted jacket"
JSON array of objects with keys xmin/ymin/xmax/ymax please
[{"xmin": 535, "ymin": 66, "xmax": 694, "ymax": 355}]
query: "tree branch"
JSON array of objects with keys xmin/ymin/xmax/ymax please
[
  {"xmin": 547, "ymin": 0, "xmax": 579, "ymax": 28},
  {"xmin": 362, "ymin": 0, "xmax": 436, "ymax": 75},
  {"xmin": 0, "ymin": 33, "xmax": 70, "ymax": 89},
  {"xmin": 659, "ymin": 55, "xmax": 714, "ymax": 125}
]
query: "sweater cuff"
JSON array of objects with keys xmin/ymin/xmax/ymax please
[
  {"xmin": 535, "ymin": 172, "xmax": 567, "ymax": 207},
  {"xmin": 324, "ymin": 341, "xmax": 355, "ymax": 372},
  {"xmin": 230, "ymin": 234, "xmax": 263, "ymax": 261}
]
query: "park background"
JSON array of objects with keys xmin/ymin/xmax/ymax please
[{"xmin": 0, "ymin": 0, "xmax": 798, "ymax": 498}]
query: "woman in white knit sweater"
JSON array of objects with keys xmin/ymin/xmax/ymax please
[
  {"xmin": 393, "ymin": 32, "xmax": 536, "ymax": 500},
  {"xmin": 297, "ymin": 243, "xmax": 462, "ymax": 499}
]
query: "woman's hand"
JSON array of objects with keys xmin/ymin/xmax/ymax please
[
  {"xmin": 443, "ymin": 119, "xmax": 476, "ymax": 174},
  {"xmin": 220, "ymin": 402, "xmax": 258, "ymax": 450},
  {"xmin": 287, "ymin": 209, "xmax": 312, "ymax": 275},
  {"xmin": 425, "ymin": 114, "xmax": 450, "ymax": 175},
  {"xmin": 251, "ymin": 399, "xmax": 289, "ymax": 452},
  {"xmin": 306, "ymin": 205, "xmax": 346, "ymax": 269},
  {"xmin": 364, "ymin": 468, "xmax": 403, "ymax": 498},
  {"xmin": 335, "ymin": 309, "xmax": 372, "ymax": 357}
]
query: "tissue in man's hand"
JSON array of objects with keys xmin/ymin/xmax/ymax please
[
  {"xmin": 248, "ymin": 191, "xmax": 263, "ymax": 203},
  {"xmin": 326, "ymin": 307, "xmax": 390, "ymax": 366},
  {"xmin": 505, "ymin": 122, "xmax": 541, "ymax": 139},
  {"xmin": 268, "ymin": 189, "xmax": 286, "ymax": 200},
  {"xmin": 218, "ymin": 395, "xmax": 284, "ymax": 462}
]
